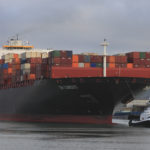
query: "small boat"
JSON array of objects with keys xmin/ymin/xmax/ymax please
[{"xmin": 129, "ymin": 106, "xmax": 150, "ymax": 127}]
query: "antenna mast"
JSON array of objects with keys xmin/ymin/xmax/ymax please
[
  {"xmin": 16, "ymin": 34, "xmax": 19, "ymax": 40},
  {"xmin": 101, "ymin": 39, "xmax": 109, "ymax": 77}
]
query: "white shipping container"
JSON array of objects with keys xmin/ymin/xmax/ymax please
[
  {"xmin": 20, "ymin": 75, "xmax": 23, "ymax": 81},
  {"xmin": 8, "ymin": 53, "xmax": 14, "ymax": 59},
  {"xmin": 36, "ymin": 52, "xmax": 41, "ymax": 58},
  {"xmin": 9, "ymin": 58, "xmax": 13, "ymax": 63},
  {"xmin": 23, "ymin": 69, "xmax": 30, "ymax": 75},
  {"xmin": 78, "ymin": 63, "xmax": 84, "ymax": 67},
  {"xmin": 4, "ymin": 58, "xmax": 13, "ymax": 63},
  {"xmin": 2, "ymin": 54, "xmax": 9, "ymax": 60},
  {"xmin": 32, "ymin": 52, "xmax": 36, "ymax": 58},
  {"xmin": 21, "ymin": 63, "xmax": 30, "ymax": 70},
  {"xmin": 42, "ymin": 53, "xmax": 48, "ymax": 58},
  {"xmin": 4, "ymin": 59, "xmax": 10, "ymax": 63},
  {"xmin": 21, "ymin": 52, "xmax": 32, "ymax": 58},
  {"xmin": 18, "ymin": 54, "xmax": 21, "ymax": 58}
]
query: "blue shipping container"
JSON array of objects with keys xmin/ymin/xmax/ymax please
[
  {"xmin": 84, "ymin": 55, "xmax": 90, "ymax": 63},
  {"xmin": 66, "ymin": 51, "xmax": 72, "ymax": 58},
  {"xmin": 21, "ymin": 58, "xmax": 27, "ymax": 64},
  {"xmin": 3, "ymin": 63, "xmax": 8, "ymax": 69},
  {"xmin": 90, "ymin": 63, "xmax": 96, "ymax": 67}
]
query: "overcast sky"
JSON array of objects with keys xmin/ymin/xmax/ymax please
[{"xmin": 0, "ymin": 0, "xmax": 150, "ymax": 54}]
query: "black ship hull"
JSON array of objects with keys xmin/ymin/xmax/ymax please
[{"xmin": 0, "ymin": 78, "xmax": 147, "ymax": 124}]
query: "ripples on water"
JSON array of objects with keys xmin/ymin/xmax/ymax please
[{"xmin": 0, "ymin": 120, "xmax": 150, "ymax": 150}]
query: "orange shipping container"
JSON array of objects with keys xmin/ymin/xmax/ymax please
[
  {"xmin": 127, "ymin": 63, "xmax": 133, "ymax": 68},
  {"xmin": 29, "ymin": 74, "xmax": 36, "ymax": 80},
  {"xmin": 109, "ymin": 63, "xmax": 115, "ymax": 68},
  {"xmin": 72, "ymin": 55, "xmax": 79, "ymax": 63},
  {"xmin": 14, "ymin": 54, "xmax": 19, "ymax": 58},
  {"xmin": 12, "ymin": 58, "xmax": 20, "ymax": 64},
  {"xmin": 72, "ymin": 63, "xmax": 78, "ymax": 67},
  {"xmin": 84, "ymin": 63, "xmax": 90, "ymax": 67},
  {"xmin": 109, "ymin": 56, "xmax": 115, "ymax": 63},
  {"xmin": 15, "ymin": 58, "xmax": 20, "ymax": 63},
  {"xmin": 8, "ymin": 68, "xmax": 12, "ymax": 74}
]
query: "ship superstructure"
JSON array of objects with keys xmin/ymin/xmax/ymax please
[{"xmin": 0, "ymin": 36, "xmax": 52, "ymax": 58}]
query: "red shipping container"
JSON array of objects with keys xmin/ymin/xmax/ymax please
[
  {"xmin": 146, "ymin": 52, "xmax": 150, "ymax": 59},
  {"xmin": 78, "ymin": 55, "xmax": 84, "ymax": 62},
  {"xmin": 3, "ymin": 69, "xmax": 8, "ymax": 74},
  {"xmin": 107, "ymin": 56, "xmax": 115, "ymax": 63},
  {"xmin": 37, "ymin": 58, "xmax": 42, "ymax": 63},
  {"xmin": 91, "ymin": 56, "xmax": 103, "ymax": 63},
  {"xmin": 0, "ymin": 59, "xmax": 4, "ymax": 64},
  {"xmin": 32, "ymin": 58, "xmax": 37, "ymax": 63},
  {"xmin": 140, "ymin": 59, "xmax": 146, "ymax": 65},
  {"xmin": 126, "ymin": 52, "xmax": 140, "ymax": 59},
  {"xmin": 133, "ymin": 64, "xmax": 140, "ymax": 68},
  {"xmin": 16, "ymin": 70, "xmax": 20, "ymax": 76},
  {"xmin": 60, "ymin": 58, "xmax": 72, "ymax": 64},
  {"xmin": 145, "ymin": 59, "xmax": 150, "ymax": 65},
  {"xmin": 15, "ymin": 64, "xmax": 21, "ymax": 70},
  {"xmin": 53, "ymin": 63, "xmax": 61, "ymax": 67},
  {"xmin": 42, "ymin": 58, "xmax": 48, "ymax": 64},
  {"xmin": 128, "ymin": 58, "xmax": 141, "ymax": 64},
  {"xmin": 31, "ymin": 64, "xmax": 35, "ymax": 68},
  {"xmin": 145, "ymin": 64, "xmax": 150, "ymax": 68},
  {"xmin": 60, "ymin": 51, "xmax": 67, "ymax": 58},
  {"xmin": 60, "ymin": 64, "xmax": 72, "ymax": 67},
  {"xmin": 115, "ymin": 56, "xmax": 127, "ymax": 63},
  {"xmin": 30, "ymin": 64, "xmax": 36, "ymax": 74},
  {"xmin": 106, "ymin": 56, "xmax": 110, "ymax": 63},
  {"xmin": 133, "ymin": 64, "xmax": 145, "ymax": 68},
  {"xmin": 51, "ymin": 67, "xmax": 103, "ymax": 78},
  {"xmin": 53, "ymin": 58, "xmax": 61, "ymax": 64},
  {"xmin": 60, "ymin": 58, "xmax": 67, "ymax": 64},
  {"xmin": 115, "ymin": 64, "xmax": 127, "ymax": 68},
  {"xmin": 139, "ymin": 64, "xmax": 146, "ymax": 68},
  {"xmin": 8, "ymin": 63, "xmax": 12, "ymax": 68}
]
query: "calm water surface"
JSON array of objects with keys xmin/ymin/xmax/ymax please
[{"xmin": 0, "ymin": 120, "xmax": 149, "ymax": 150}]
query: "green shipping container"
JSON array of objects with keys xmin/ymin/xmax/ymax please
[
  {"xmin": 96, "ymin": 63, "xmax": 103, "ymax": 68},
  {"xmin": 107, "ymin": 63, "xmax": 109, "ymax": 68},
  {"xmin": 96, "ymin": 63, "xmax": 109, "ymax": 67},
  {"xmin": 140, "ymin": 52, "xmax": 146, "ymax": 59},
  {"xmin": 52, "ymin": 51, "xmax": 60, "ymax": 57}
]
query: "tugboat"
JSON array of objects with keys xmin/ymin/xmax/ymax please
[{"xmin": 129, "ymin": 105, "xmax": 150, "ymax": 127}]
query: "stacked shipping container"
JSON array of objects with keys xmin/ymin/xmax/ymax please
[
  {"xmin": 48, "ymin": 51, "xmax": 72, "ymax": 67},
  {"xmin": 72, "ymin": 55, "xmax": 103, "ymax": 68},
  {"xmin": 126, "ymin": 52, "xmax": 150, "ymax": 68},
  {"xmin": 20, "ymin": 52, "xmax": 42, "ymax": 80},
  {"xmin": 0, "ymin": 50, "xmax": 150, "ymax": 85},
  {"xmin": 72, "ymin": 54, "xmax": 127, "ymax": 68}
]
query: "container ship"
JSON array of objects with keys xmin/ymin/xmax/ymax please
[{"xmin": 0, "ymin": 36, "xmax": 149, "ymax": 124}]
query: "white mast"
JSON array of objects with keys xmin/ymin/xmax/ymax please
[{"xmin": 101, "ymin": 39, "xmax": 109, "ymax": 77}]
